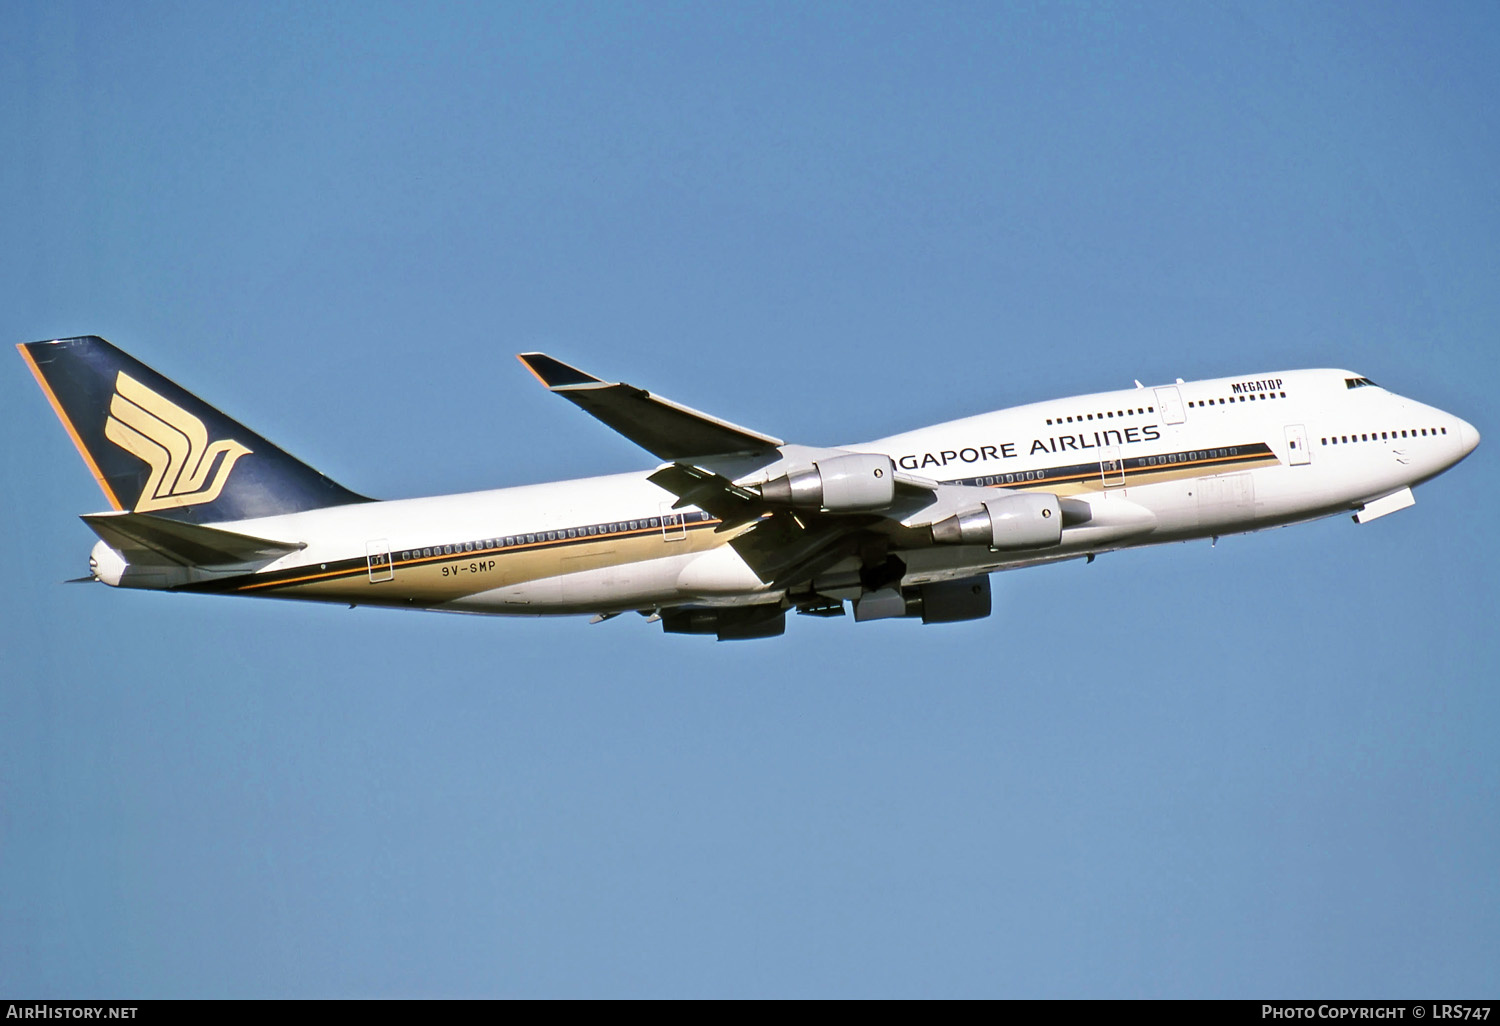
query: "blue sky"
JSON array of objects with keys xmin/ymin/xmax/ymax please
[{"xmin": 2, "ymin": 1, "xmax": 1496, "ymax": 997}]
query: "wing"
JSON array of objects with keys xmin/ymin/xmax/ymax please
[
  {"xmin": 517, "ymin": 353, "xmax": 783, "ymax": 461},
  {"xmin": 646, "ymin": 462, "xmax": 763, "ymax": 525},
  {"xmin": 514, "ymin": 354, "xmax": 1082, "ymax": 594}
]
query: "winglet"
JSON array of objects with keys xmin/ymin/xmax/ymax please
[
  {"xmin": 517, "ymin": 353, "xmax": 603, "ymax": 389},
  {"xmin": 515, "ymin": 352, "xmax": 783, "ymax": 461}
]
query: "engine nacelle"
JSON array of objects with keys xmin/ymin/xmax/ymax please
[
  {"xmin": 930, "ymin": 493, "xmax": 1062, "ymax": 549},
  {"xmin": 757, "ymin": 453, "xmax": 896, "ymax": 512}
]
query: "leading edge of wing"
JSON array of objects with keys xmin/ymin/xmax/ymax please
[{"xmin": 517, "ymin": 353, "xmax": 784, "ymax": 461}]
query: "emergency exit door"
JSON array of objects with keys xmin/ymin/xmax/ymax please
[
  {"xmin": 1285, "ymin": 424, "xmax": 1311, "ymax": 466},
  {"xmin": 366, "ymin": 539, "xmax": 394, "ymax": 583}
]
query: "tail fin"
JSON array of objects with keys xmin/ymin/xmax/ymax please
[{"xmin": 18, "ymin": 336, "xmax": 371, "ymax": 522}]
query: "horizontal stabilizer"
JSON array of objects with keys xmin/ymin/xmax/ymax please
[
  {"xmin": 517, "ymin": 353, "xmax": 783, "ymax": 461},
  {"xmin": 82, "ymin": 511, "xmax": 305, "ymax": 568}
]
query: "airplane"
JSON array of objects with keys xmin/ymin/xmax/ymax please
[{"xmin": 17, "ymin": 335, "xmax": 1480, "ymax": 640}]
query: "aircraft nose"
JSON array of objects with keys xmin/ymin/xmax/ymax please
[{"xmin": 1458, "ymin": 418, "xmax": 1480, "ymax": 457}]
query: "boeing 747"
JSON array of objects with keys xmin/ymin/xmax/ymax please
[{"xmin": 18, "ymin": 336, "xmax": 1479, "ymax": 639}]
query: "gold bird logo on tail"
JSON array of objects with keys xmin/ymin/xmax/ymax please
[{"xmin": 103, "ymin": 371, "xmax": 252, "ymax": 512}]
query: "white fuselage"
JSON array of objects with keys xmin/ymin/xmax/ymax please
[{"xmin": 90, "ymin": 368, "xmax": 1478, "ymax": 616}]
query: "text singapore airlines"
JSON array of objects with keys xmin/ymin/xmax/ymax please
[{"xmin": 18, "ymin": 337, "xmax": 1478, "ymax": 640}]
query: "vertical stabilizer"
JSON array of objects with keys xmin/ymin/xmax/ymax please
[{"xmin": 18, "ymin": 336, "xmax": 371, "ymax": 522}]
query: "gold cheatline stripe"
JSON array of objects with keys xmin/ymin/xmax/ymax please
[
  {"xmin": 16, "ymin": 343, "xmax": 124, "ymax": 510},
  {"xmin": 1121, "ymin": 450, "xmax": 1277, "ymax": 479},
  {"xmin": 990, "ymin": 447, "xmax": 1273, "ymax": 490},
  {"xmin": 236, "ymin": 519, "xmax": 721, "ymax": 592}
]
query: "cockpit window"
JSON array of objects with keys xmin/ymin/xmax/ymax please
[{"xmin": 1345, "ymin": 376, "xmax": 1379, "ymax": 389}]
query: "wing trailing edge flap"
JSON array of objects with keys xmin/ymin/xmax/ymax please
[
  {"xmin": 81, "ymin": 511, "xmax": 305, "ymax": 568},
  {"xmin": 516, "ymin": 353, "xmax": 784, "ymax": 461},
  {"xmin": 726, "ymin": 513, "xmax": 874, "ymax": 588},
  {"xmin": 646, "ymin": 463, "xmax": 763, "ymax": 526}
]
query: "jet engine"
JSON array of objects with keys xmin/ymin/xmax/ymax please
[
  {"xmin": 930, "ymin": 493, "xmax": 1062, "ymax": 549},
  {"xmin": 756, "ymin": 453, "xmax": 896, "ymax": 513}
]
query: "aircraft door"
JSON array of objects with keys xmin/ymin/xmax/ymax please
[
  {"xmin": 1285, "ymin": 424, "xmax": 1311, "ymax": 466},
  {"xmin": 660, "ymin": 502, "xmax": 686, "ymax": 541},
  {"xmin": 366, "ymin": 539, "xmax": 394, "ymax": 583},
  {"xmin": 1154, "ymin": 386, "xmax": 1186, "ymax": 425},
  {"xmin": 1099, "ymin": 446, "xmax": 1125, "ymax": 488}
]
